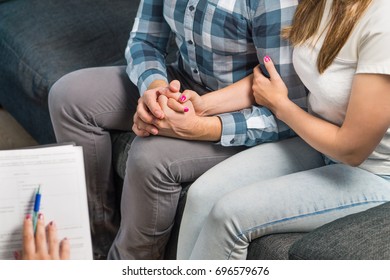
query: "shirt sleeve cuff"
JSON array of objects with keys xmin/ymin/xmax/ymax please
[
  {"xmin": 138, "ymin": 70, "xmax": 168, "ymax": 95},
  {"xmin": 218, "ymin": 113, "xmax": 248, "ymax": 146}
]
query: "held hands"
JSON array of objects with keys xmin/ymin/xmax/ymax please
[
  {"xmin": 133, "ymin": 79, "xmax": 205, "ymax": 138},
  {"xmin": 252, "ymin": 56, "xmax": 289, "ymax": 116},
  {"xmin": 152, "ymin": 94, "xmax": 201, "ymax": 139},
  {"xmin": 16, "ymin": 213, "xmax": 70, "ymax": 260},
  {"xmin": 159, "ymin": 86, "xmax": 206, "ymax": 117},
  {"xmin": 133, "ymin": 80, "xmax": 181, "ymax": 137}
]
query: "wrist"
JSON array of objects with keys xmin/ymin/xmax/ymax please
[
  {"xmin": 148, "ymin": 80, "xmax": 168, "ymax": 90},
  {"xmin": 193, "ymin": 116, "xmax": 222, "ymax": 141},
  {"xmin": 198, "ymin": 95, "xmax": 214, "ymax": 117},
  {"xmin": 273, "ymin": 98, "xmax": 295, "ymax": 121}
]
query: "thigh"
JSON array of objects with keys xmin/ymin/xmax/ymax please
[
  {"xmin": 186, "ymin": 136, "xmax": 325, "ymax": 203},
  {"xmin": 177, "ymin": 137, "xmax": 324, "ymax": 259},
  {"xmin": 126, "ymin": 135, "xmax": 247, "ymax": 185},
  {"xmin": 49, "ymin": 65, "xmax": 139, "ymax": 131},
  {"xmin": 192, "ymin": 164, "xmax": 390, "ymax": 259}
]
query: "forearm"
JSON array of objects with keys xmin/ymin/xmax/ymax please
[
  {"xmin": 201, "ymin": 75, "xmax": 255, "ymax": 116},
  {"xmin": 192, "ymin": 116, "xmax": 222, "ymax": 141},
  {"xmin": 126, "ymin": 1, "xmax": 171, "ymax": 93},
  {"xmin": 157, "ymin": 115, "xmax": 222, "ymax": 142}
]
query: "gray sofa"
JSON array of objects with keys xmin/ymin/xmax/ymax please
[{"xmin": 1, "ymin": 0, "xmax": 389, "ymax": 260}]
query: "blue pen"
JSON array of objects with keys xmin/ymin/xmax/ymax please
[{"xmin": 32, "ymin": 186, "xmax": 41, "ymax": 234}]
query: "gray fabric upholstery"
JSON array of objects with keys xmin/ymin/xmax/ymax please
[
  {"xmin": 289, "ymin": 202, "xmax": 390, "ymax": 260},
  {"xmin": 248, "ymin": 233, "xmax": 306, "ymax": 260},
  {"xmin": 0, "ymin": 0, "xmax": 139, "ymax": 143}
]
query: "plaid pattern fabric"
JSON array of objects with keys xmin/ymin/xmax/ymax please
[{"xmin": 126, "ymin": 0, "xmax": 306, "ymax": 146}]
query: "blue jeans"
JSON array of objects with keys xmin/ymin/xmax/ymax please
[{"xmin": 177, "ymin": 137, "xmax": 390, "ymax": 259}]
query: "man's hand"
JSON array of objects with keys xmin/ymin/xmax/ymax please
[{"xmin": 133, "ymin": 80, "xmax": 181, "ymax": 137}]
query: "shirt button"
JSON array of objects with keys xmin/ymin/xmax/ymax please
[
  {"xmin": 188, "ymin": 40, "xmax": 193, "ymax": 45},
  {"xmin": 193, "ymin": 69, "xmax": 198, "ymax": 74},
  {"xmin": 189, "ymin": 5, "xmax": 195, "ymax": 11}
]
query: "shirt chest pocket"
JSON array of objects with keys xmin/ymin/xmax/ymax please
[{"xmin": 199, "ymin": 1, "xmax": 251, "ymax": 55}]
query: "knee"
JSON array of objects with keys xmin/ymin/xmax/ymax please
[
  {"xmin": 125, "ymin": 137, "xmax": 172, "ymax": 182},
  {"xmin": 208, "ymin": 196, "xmax": 238, "ymax": 227},
  {"xmin": 186, "ymin": 180, "xmax": 213, "ymax": 210},
  {"xmin": 49, "ymin": 72, "xmax": 75, "ymax": 113},
  {"xmin": 48, "ymin": 69, "xmax": 92, "ymax": 119}
]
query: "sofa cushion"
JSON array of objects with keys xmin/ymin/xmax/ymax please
[
  {"xmin": 0, "ymin": 0, "xmax": 140, "ymax": 143},
  {"xmin": 247, "ymin": 233, "xmax": 305, "ymax": 260},
  {"xmin": 0, "ymin": 0, "xmax": 139, "ymax": 102},
  {"xmin": 289, "ymin": 202, "xmax": 390, "ymax": 260}
]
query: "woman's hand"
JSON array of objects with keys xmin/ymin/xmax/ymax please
[
  {"xmin": 158, "ymin": 80, "xmax": 206, "ymax": 116},
  {"xmin": 252, "ymin": 56, "xmax": 289, "ymax": 116},
  {"xmin": 17, "ymin": 213, "xmax": 70, "ymax": 260}
]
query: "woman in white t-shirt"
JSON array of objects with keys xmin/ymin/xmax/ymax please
[{"xmin": 176, "ymin": 0, "xmax": 390, "ymax": 259}]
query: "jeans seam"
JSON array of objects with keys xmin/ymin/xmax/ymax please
[{"xmin": 227, "ymin": 200, "xmax": 388, "ymax": 259}]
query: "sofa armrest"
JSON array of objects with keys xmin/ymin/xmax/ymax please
[{"xmin": 288, "ymin": 202, "xmax": 390, "ymax": 260}]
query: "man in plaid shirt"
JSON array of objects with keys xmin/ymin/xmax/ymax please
[{"xmin": 49, "ymin": 0, "xmax": 305, "ymax": 259}]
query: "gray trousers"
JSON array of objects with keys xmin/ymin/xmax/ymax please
[{"xmin": 48, "ymin": 66, "xmax": 245, "ymax": 259}]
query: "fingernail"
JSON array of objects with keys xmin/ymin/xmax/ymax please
[
  {"xmin": 184, "ymin": 107, "xmax": 189, "ymax": 113},
  {"xmin": 172, "ymin": 80, "xmax": 180, "ymax": 90},
  {"xmin": 264, "ymin": 56, "xmax": 271, "ymax": 63},
  {"xmin": 14, "ymin": 251, "xmax": 20, "ymax": 260},
  {"xmin": 49, "ymin": 221, "xmax": 55, "ymax": 227},
  {"xmin": 180, "ymin": 95, "xmax": 187, "ymax": 102},
  {"xmin": 25, "ymin": 214, "xmax": 31, "ymax": 220},
  {"xmin": 38, "ymin": 213, "xmax": 43, "ymax": 220}
]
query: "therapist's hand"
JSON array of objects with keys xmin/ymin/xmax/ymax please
[{"xmin": 17, "ymin": 213, "xmax": 70, "ymax": 260}]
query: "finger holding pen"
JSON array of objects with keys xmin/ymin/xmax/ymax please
[
  {"xmin": 18, "ymin": 186, "xmax": 71, "ymax": 260},
  {"xmin": 22, "ymin": 213, "xmax": 47, "ymax": 259},
  {"xmin": 34, "ymin": 213, "xmax": 49, "ymax": 257},
  {"xmin": 32, "ymin": 186, "xmax": 41, "ymax": 233},
  {"xmin": 22, "ymin": 213, "xmax": 35, "ymax": 259}
]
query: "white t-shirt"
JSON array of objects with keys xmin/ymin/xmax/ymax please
[{"xmin": 293, "ymin": 0, "xmax": 390, "ymax": 175}]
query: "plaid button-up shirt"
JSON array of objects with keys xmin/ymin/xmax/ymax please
[{"xmin": 125, "ymin": 0, "xmax": 306, "ymax": 146}]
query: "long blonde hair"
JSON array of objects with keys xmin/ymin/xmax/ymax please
[{"xmin": 283, "ymin": 0, "xmax": 372, "ymax": 73}]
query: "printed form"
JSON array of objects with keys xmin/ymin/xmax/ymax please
[{"xmin": 0, "ymin": 144, "xmax": 93, "ymax": 260}]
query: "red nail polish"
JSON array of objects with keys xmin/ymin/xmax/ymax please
[
  {"xmin": 184, "ymin": 107, "xmax": 189, "ymax": 113},
  {"xmin": 264, "ymin": 56, "xmax": 271, "ymax": 63},
  {"xmin": 180, "ymin": 95, "xmax": 187, "ymax": 102},
  {"xmin": 38, "ymin": 213, "xmax": 43, "ymax": 220},
  {"xmin": 25, "ymin": 214, "xmax": 31, "ymax": 220}
]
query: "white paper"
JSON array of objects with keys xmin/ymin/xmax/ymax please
[{"xmin": 0, "ymin": 144, "xmax": 93, "ymax": 260}]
